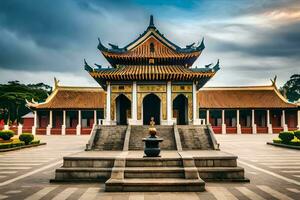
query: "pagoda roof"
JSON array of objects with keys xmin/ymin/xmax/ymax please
[
  {"xmin": 198, "ymin": 84, "xmax": 298, "ymax": 109},
  {"xmin": 27, "ymin": 85, "xmax": 105, "ymax": 110},
  {"xmin": 85, "ymin": 58, "xmax": 219, "ymax": 89},
  {"xmin": 98, "ymin": 15, "xmax": 205, "ymax": 67},
  {"xmin": 88, "ymin": 65, "xmax": 215, "ymax": 80}
]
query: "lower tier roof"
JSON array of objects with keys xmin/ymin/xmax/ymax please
[
  {"xmin": 198, "ymin": 85, "xmax": 298, "ymax": 109},
  {"xmin": 27, "ymin": 84, "xmax": 298, "ymax": 110},
  {"xmin": 27, "ymin": 86, "xmax": 105, "ymax": 110}
]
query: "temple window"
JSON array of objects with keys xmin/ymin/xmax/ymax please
[{"xmin": 150, "ymin": 42, "xmax": 155, "ymax": 53}]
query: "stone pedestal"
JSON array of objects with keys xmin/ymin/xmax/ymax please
[
  {"xmin": 222, "ymin": 124, "xmax": 226, "ymax": 134},
  {"xmin": 18, "ymin": 124, "xmax": 23, "ymax": 135},
  {"xmin": 76, "ymin": 125, "xmax": 81, "ymax": 135},
  {"xmin": 32, "ymin": 126, "xmax": 36, "ymax": 135},
  {"xmin": 128, "ymin": 119, "xmax": 142, "ymax": 125},
  {"xmin": 46, "ymin": 125, "xmax": 52, "ymax": 135},
  {"xmin": 252, "ymin": 124, "xmax": 257, "ymax": 134},
  {"xmin": 61, "ymin": 125, "xmax": 66, "ymax": 135},
  {"xmin": 102, "ymin": 120, "xmax": 117, "ymax": 125},
  {"xmin": 161, "ymin": 119, "xmax": 176, "ymax": 125},
  {"xmin": 283, "ymin": 124, "xmax": 288, "ymax": 132},
  {"xmin": 267, "ymin": 124, "xmax": 273, "ymax": 134},
  {"xmin": 237, "ymin": 124, "xmax": 241, "ymax": 134},
  {"xmin": 192, "ymin": 118, "xmax": 202, "ymax": 125}
]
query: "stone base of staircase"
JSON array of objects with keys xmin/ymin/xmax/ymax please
[
  {"xmin": 51, "ymin": 150, "xmax": 249, "ymax": 192},
  {"xmin": 105, "ymin": 178, "xmax": 205, "ymax": 192}
]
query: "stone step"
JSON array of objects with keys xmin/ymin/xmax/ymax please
[
  {"xmin": 124, "ymin": 167, "xmax": 185, "ymax": 179},
  {"xmin": 105, "ymin": 178, "xmax": 205, "ymax": 192},
  {"xmin": 194, "ymin": 158, "xmax": 237, "ymax": 167},
  {"xmin": 54, "ymin": 167, "xmax": 112, "ymax": 181},
  {"xmin": 178, "ymin": 126, "xmax": 213, "ymax": 150},
  {"xmin": 93, "ymin": 126, "xmax": 127, "ymax": 150},
  {"xmin": 126, "ymin": 158, "xmax": 183, "ymax": 167},
  {"xmin": 62, "ymin": 157, "xmax": 115, "ymax": 168},
  {"xmin": 198, "ymin": 167, "xmax": 247, "ymax": 181}
]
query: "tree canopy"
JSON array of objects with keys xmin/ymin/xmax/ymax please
[
  {"xmin": 0, "ymin": 81, "xmax": 52, "ymax": 124},
  {"xmin": 279, "ymin": 74, "xmax": 300, "ymax": 103}
]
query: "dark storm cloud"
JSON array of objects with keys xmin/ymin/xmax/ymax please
[
  {"xmin": 0, "ymin": 0, "xmax": 299, "ymax": 86},
  {"xmin": 212, "ymin": 21, "xmax": 300, "ymax": 58},
  {"xmin": 0, "ymin": 0, "xmax": 89, "ymax": 49},
  {"xmin": 0, "ymin": 0, "xmax": 147, "ymax": 71}
]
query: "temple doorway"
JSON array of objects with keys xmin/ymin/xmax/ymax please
[
  {"xmin": 143, "ymin": 94, "xmax": 161, "ymax": 125},
  {"xmin": 173, "ymin": 94, "xmax": 188, "ymax": 125},
  {"xmin": 116, "ymin": 94, "xmax": 131, "ymax": 125}
]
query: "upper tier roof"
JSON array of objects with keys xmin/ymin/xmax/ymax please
[
  {"xmin": 98, "ymin": 15, "xmax": 205, "ymax": 67},
  {"xmin": 85, "ymin": 60, "xmax": 220, "ymax": 89}
]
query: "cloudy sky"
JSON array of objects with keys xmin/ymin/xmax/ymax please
[{"xmin": 0, "ymin": 0, "xmax": 299, "ymax": 87}]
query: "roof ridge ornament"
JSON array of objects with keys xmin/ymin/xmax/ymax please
[
  {"xmin": 212, "ymin": 59, "xmax": 220, "ymax": 72},
  {"xmin": 197, "ymin": 37, "xmax": 205, "ymax": 51},
  {"xmin": 54, "ymin": 77, "xmax": 60, "ymax": 90},
  {"xmin": 270, "ymin": 75, "xmax": 277, "ymax": 86},
  {"xmin": 97, "ymin": 38, "xmax": 108, "ymax": 51},
  {"xmin": 84, "ymin": 59, "xmax": 93, "ymax": 72},
  {"xmin": 148, "ymin": 15, "xmax": 155, "ymax": 29},
  {"xmin": 94, "ymin": 63, "xmax": 102, "ymax": 69}
]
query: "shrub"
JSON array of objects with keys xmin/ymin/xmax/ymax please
[
  {"xmin": 290, "ymin": 138, "xmax": 300, "ymax": 146},
  {"xmin": 278, "ymin": 131, "xmax": 294, "ymax": 144},
  {"xmin": 294, "ymin": 130, "xmax": 300, "ymax": 140},
  {"xmin": 0, "ymin": 143, "xmax": 11, "ymax": 149},
  {"xmin": 273, "ymin": 138, "xmax": 282, "ymax": 144},
  {"xmin": 30, "ymin": 140, "xmax": 40, "ymax": 145},
  {"xmin": 0, "ymin": 130, "xmax": 15, "ymax": 140},
  {"xmin": 10, "ymin": 140, "xmax": 25, "ymax": 148},
  {"xmin": 19, "ymin": 133, "xmax": 34, "ymax": 145}
]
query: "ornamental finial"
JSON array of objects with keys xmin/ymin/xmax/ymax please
[
  {"xmin": 149, "ymin": 15, "xmax": 155, "ymax": 28},
  {"xmin": 270, "ymin": 75, "xmax": 277, "ymax": 86},
  {"xmin": 54, "ymin": 77, "xmax": 60, "ymax": 90},
  {"xmin": 150, "ymin": 117, "xmax": 155, "ymax": 127}
]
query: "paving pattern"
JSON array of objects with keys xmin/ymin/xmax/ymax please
[{"xmin": 0, "ymin": 134, "xmax": 299, "ymax": 199}]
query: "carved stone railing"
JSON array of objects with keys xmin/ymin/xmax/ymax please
[
  {"xmin": 207, "ymin": 124, "xmax": 220, "ymax": 150},
  {"xmin": 173, "ymin": 123, "xmax": 182, "ymax": 151},
  {"xmin": 85, "ymin": 124, "xmax": 99, "ymax": 151}
]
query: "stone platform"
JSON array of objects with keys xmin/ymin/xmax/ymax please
[{"xmin": 52, "ymin": 150, "xmax": 248, "ymax": 192}]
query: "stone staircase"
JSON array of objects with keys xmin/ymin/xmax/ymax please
[
  {"xmin": 52, "ymin": 151, "xmax": 248, "ymax": 190},
  {"xmin": 129, "ymin": 125, "xmax": 176, "ymax": 150},
  {"xmin": 93, "ymin": 125, "xmax": 127, "ymax": 150},
  {"xmin": 105, "ymin": 156, "xmax": 205, "ymax": 192},
  {"xmin": 178, "ymin": 125, "xmax": 213, "ymax": 150}
]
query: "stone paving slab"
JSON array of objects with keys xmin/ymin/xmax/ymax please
[{"xmin": 0, "ymin": 135, "xmax": 300, "ymax": 199}]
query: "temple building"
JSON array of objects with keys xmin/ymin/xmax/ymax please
[{"xmin": 24, "ymin": 16, "xmax": 299, "ymax": 135}]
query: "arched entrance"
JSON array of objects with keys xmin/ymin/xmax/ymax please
[
  {"xmin": 116, "ymin": 94, "xmax": 131, "ymax": 125},
  {"xmin": 143, "ymin": 94, "xmax": 161, "ymax": 125},
  {"xmin": 173, "ymin": 94, "xmax": 188, "ymax": 125}
]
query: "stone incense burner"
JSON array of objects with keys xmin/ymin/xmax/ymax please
[{"xmin": 142, "ymin": 117, "xmax": 163, "ymax": 157}]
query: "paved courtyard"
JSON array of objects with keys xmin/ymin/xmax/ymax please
[{"xmin": 0, "ymin": 134, "xmax": 299, "ymax": 200}]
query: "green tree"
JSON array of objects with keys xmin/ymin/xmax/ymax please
[
  {"xmin": 0, "ymin": 81, "xmax": 51, "ymax": 124},
  {"xmin": 280, "ymin": 74, "xmax": 300, "ymax": 103}
]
